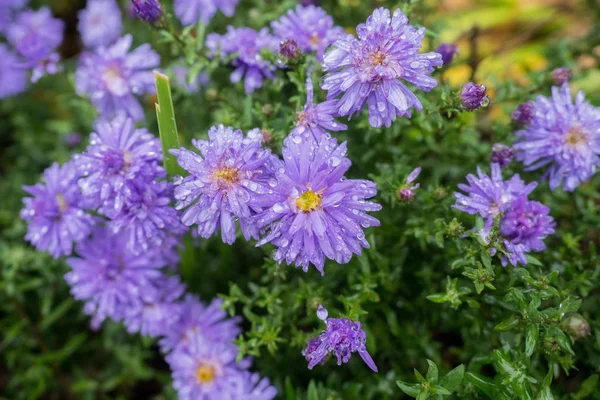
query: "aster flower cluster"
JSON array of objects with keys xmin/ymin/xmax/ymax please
[
  {"xmin": 78, "ymin": 0, "xmax": 122, "ymax": 49},
  {"xmin": 174, "ymin": 0, "xmax": 240, "ymax": 26},
  {"xmin": 321, "ymin": 7, "xmax": 443, "ymax": 128},
  {"xmin": 304, "ymin": 305, "xmax": 378, "ymax": 372},
  {"xmin": 453, "ymin": 164, "xmax": 555, "ymax": 267},
  {"xmin": 513, "ymin": 83, "xmax": 600, "ymax": 192}
]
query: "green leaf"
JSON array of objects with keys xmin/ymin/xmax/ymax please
[
  {"xmin": 414, "ymin": 368, "xmax": 427, "ymax": 384},
  {"xmin": 535, "ymin": 369, "xmax": 554, "ymax": 400},
  {"xmin": 559, "ymin": 296, "xmax": 582, "ymax": 315},
  {"xmin": 416, "ymin": 391, "xmax": 430, "ymax": 400},
  {"xmin": 439, "ymin": 364, "xmax": 465, "ymax": 393},
  {"xmin": 525, "ymin": 254, "xmax": 543, "ymax": 266},
  {"xmin": 284, "ymin": 377, "xmax": 295, "ymax": 400},
  {"xmin": 430, "ymin": 385, "xmax": 452, "ymax": 395},
  {"xmin": 396, "ymin": 381, "xmax": 421, "ymax": 398},
  {"xmin": 426, "ymin": 293, "xmax": 446, "ymax": 303},
  {"xmin": 494, "ymin": 315, "xmax": 520, "ymax": 331},
  {"xmin": 525, "ymin": 324, "xmax": 539, "ymax": 357},
  {"xmin": 154, "ymin": 71, "xmax": 183, "ymax": 177},
  {"xmin": 426, "ymin": 359, "xmax": 438, "ymax": 382},
  {"xmin": 465, "ymin": 372, "xmax": 494, "ymax": 398},
  {"xmin": 40, "ymin": 298, "xmax": 74, "ymax": 330},
  {"xmin": 307, "ymin": 380, "xmax": 319, "ymax": 400}
]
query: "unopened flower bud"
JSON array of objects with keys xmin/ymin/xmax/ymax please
[
  {"xmin": 460, "ymin": 82, "xmax": 490, "ymax": 111},
  {"xmin": 551, "ymin": 67, "xmax": 572, "ymax": 85},
  {"xmin": 491, "ymin": 143, "xmax": 514, "ymax": 168},
  {"xmin": 131, "ymin": 0, "xmax": 162, "ymax": 24},
  {"xmin": 561, "ymin": 313, "xmax": 591, "ymax": 340}
]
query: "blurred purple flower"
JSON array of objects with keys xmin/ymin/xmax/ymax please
[
  {"xmin": 290, "ymin": 74, "xmax": 347, "ymax": 140},
  {"xmin": 160, "ymin": 295, "xmax": 241, "ymax": 352},
  {"xmin": 65, "ymin": 228, "xmax": 165, "ymax": 329},
  {"xmin": 131, "ymin": 0, "xmax": 163, "ymax": 24},
  {"xmin": 514, "ymin": 84, "xmax": 600, "ymax": 191},
  {"xmin": 321, "ymin": 8, "xmax": 442, "ymax": 128},
  {"xmin": 551, "ymin": 67, "xmax": 572, "ymax": 85},
  {"xmin": 173, "ymin": 65, "xmax": 209, "ymax": 93},
  {"xmin": 0, "ymin": 44, "xmax": 28, "ymax": 99},
  {"xmin": 453, "ymin": 163, "xmax": 537, "ymax": 220},
  {"xmin": 75, "ymin": 35, "xmax": 160, "ymax": 121},
  {"xmin": 511, "ymin": 101, "xmax": 534, "ymax": 125},
  {"xmin": 490, "ymin": 143, "xmax": 514, "ymax": 168},
  {"xmin": 170, "ymin": 125, "xmax": 279, "ymax": 244},
  {"xmin": 175, "ymin": 0, "xmax": 239, "ymax": 26},
  {"xmin": 78, "ymin": 0, "xmax": 122, "ymax": 48},
  {"xmin": 206, "ymin": 27, "xmax": 278, "ymax": 94},
  {"xmin": 272, "ymin": 5, "xmax": 345, "ymax": 61},
  {"xmin": 255, "ymin": 133, "xmax": 381, "ymax": 275},
  {"xmin": 436, "ymin": 43, "xmax": 457, "ymax": 66},
  {"xmin": 306, "ymin": 305, "xmax": 377, "ymax": 372},
  {"xmin": 30, "ymin": 52, "xmax": 62, "ymax": 83},
  {"xmin": 75, "ymin": 115, "xmax": 164, "ymax": 216},
  {"xmin": 397, "ymin": 167, "xmax": 421, "ymax": 202},
  {"xmin": 21, "ymin": 162, "xmax": 96, "ymax": 258},
  {"xmin": 223, "ymin": 371, "xmax": 277, "ymax": 400},
  {"xmin": 460, "ymin": 82, "xmax": 489, "ymax": 111}
]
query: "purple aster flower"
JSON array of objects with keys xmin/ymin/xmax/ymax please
[
  {"xmin": 75, "ymin": 35, "xmax": 160, "ymax": 121},
  {"xmin": 0, "ymin": 0, "xmax": 28, "ymax": 33},
  {"xmin": 306, "ymin": 305, "xmax": 377, "ymax": 372},
  {"xmin": 491, "ymin": 143, "xmax": 514, "ymax": 168},
  {"xmin": 131, "ymin": 0, "xmax": 163, "ymax": 23},
  {"xmin": 206, "ymin": 27, "xmax": 278, "ymax": 94},
  {"xmin": 173, "ymin": 65, "xmax": 209, "ymax": 93},
  {"xmin": 272, "ymin": 5, "xmax": 345, "ymax": 61},
  {"xmin": 30, "ymin": 52, "xmax": 62, "ymax": 83},
  {"xmin": 291, "ymin": 74, "xmax": 347, "ymax": 140},
  {"xmin": 397, "ymin": 167, "xmax": 421, "ymax": 202},
  {"xmin": 453, "ymin": 163, "xmax": 537, "ymax": 220},
  {"xmin": 175, "ymin": 0, "xmax": 239, "ymax": 26},
  {"xmin": 551, "ymin": 67, "xmax": 572, "ymax": 85},
  {"xmin": 109, "ymin": 180, "xmax": 184, "ymax": 254},
  {"xmin": 321, "ymin": 8, "xmax": 442, "ymax": 128},
  {"xmin": 170, "ymin": 125, "xmax": 279, "ymax": 244},
  {"xmin": 460, "ymin": 82, "xmax": 490, "ymax": 111},
  {"xmin": 160, "ymin": 295, "xmax": 241, "ymax": 352},
  {"xmin": 303, "ymin": 337, "xmax": 325, "ymax": 365},
  {"xmin": 166, "ymin": 334, "xmax": 248, "ymax": 400},
  {"xmin": 436, "ymin": 43, "xmax": 458, "ymax": 66},
  {"xmin": 65, "ymin": 228, "xmax": 165, "ymax": 329},
  {"xmin": 223, "ymin": 371, "xmax": 277, "ymax": 400},
  {"xmin": 21, "ymin": 162, "xmax": 96, "ymax": 258},
  {"xmin": 512, "ymin": 101, "xmax": 534, "ymax": 125},
  {"xmin": 513, "ymin": 84, "xmax": 600, "ymax": 191},
  {"xmin": 499, "ymin": 196, "xmax": 555, "ymax": 267},
  {"xmin": 0, "ymin": 44, "xmax": 28, "ymax": 99},
  {"xmin": 75, "ymin": 115, "xmax": 164, "ymax": 216},
  {"xmin": 279, "ymin": 39, "xmax": 301, "ymax": 63},
  {"xmin": 78, "ymin": 0, "xmax": 122, "ymax": 48},
  {"xmin": 123, "ymin": 275, "xmax": 185, "ymax": 337},
  {"xmin": 255, "ymin": 133, "xmax": 381, "ymax": 275},
  {"xmin": 7, "ymin": 7, "xmax": 64, "ymax": 65}
]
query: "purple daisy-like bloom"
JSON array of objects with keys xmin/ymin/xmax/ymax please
[
  {"xmin": 255, "ymin": 133, "xmax": 381, "ymax": 275},
  {"xmin": 131, "ymin": 0, "xmax": 163, "ymax": 23},
  {"xmin": 166, "ymin": 334, "xmax": 248, "ymax": 400},
  {"xmin": 453, "ymin": 163, "xmax": 537, "ymax": 220},
  {"xmin": 499, "ymin": 196, "xmax": 555, "ymax": 267},
  {"xmin": 30, "ymin": 52, "xmax": 62, "ymax": 83},
  {"xmin": 491, "ymin": 143, "xmax": 514, "ymax": 168},
  {"xmin": 78, "ymin": 0, "xmax": 122, "ymax": 48},
  {"xmin": 460, "ymin": 82, "xmax": 490, "ymax": 111},
  {"xmin": 0, "ymin": 44, "xmax": 28, "ymax": 99},
  {"xmin": 0, "ymin": 0, "xmax": 28, "ymax": 34},
  {"xmin": 514, "ymin": 84, "xmax": 600, "ymax": 191},
  {"xmin": 436, "ymin": 43, "xmax": 457, "ymax": 66},
  {"xmin": 160, "ymin": 295, "xmax": 241, "ymax": 352},
  {"xmin": 175, "ymin": 0, "xmax": 239, "ymax": 26},
  {"xmin": 123, "ymin": 275, "xmax": 185, "ymax": 337},
  {"xmin": 397, "ymin": 167, "xmax": 421, "ymax": 202},
  {"xmin": 272, "ymin": 5, "xmax": 345, "ymax": 61},
  {"xmin": 207, "ymin": 27, "xmax": 278, "ymax": 94},
  {"xmin": 291, "ymin": 74, "xmax": 347, "ymax": 140},
  {"xmin": 223, "ymin": 371, "xmax": 277, "ymax": 400},
  {"xmin": 321, "ymin": 8, "xmax": 442, "ymax": 128},
  {"xmin": 173, "ymin": 65, "xmax": 209, "ymax": 93},
  {"xmin": 65, "ymin": 228, "xmax": 165, "ymax": 329},
  {"xmin": 21, "ymin": 162, "xmax": 96, "ymax": 258},
  {"xmin": 306, "ymin": 305, "xmax": 377, "ymax": 372},
  {"xmin": 109, "ymin": 180, "xmax": 184, "ymax": 254},
  {"xmin": 512, "ymin": 101, "xmax": 534, "ymax": 125},
  {"xmin": 76, "ymin": 116, "xmax": 164, "ymax": 216},
  {"xmin": 7, "ymin": 7, "xmax": 64, "ymax": 65},
  {"xmin": 170, "ymin": 125, "xmax": 279, "ymax": 244},
  {"xmin": 75, "ymin": 35, "xmax": 160, "ymax": 121}
]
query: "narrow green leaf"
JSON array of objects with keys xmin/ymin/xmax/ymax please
[
  {"xmin": 494, "ymin": 315, "xmax": 519, "ymax": 331},
  {"xmin": 426, "ymin": 293, "xmax": 447, "ymax": 303},
  {"xmin": 154, "ymin": 71, "xmax": 183, "ymax": 177},
  {"xmin": 525, "ymin": 255, "xmax": 543, "ymax": 266},
  {"xmin": 535, "ymin": 369, "xmax": 554, "ymax": 400},
  {"xmin": 307, "ymin": 380, "xmax": 319, "ymax": 400},
  {"xmin": 396, "ymin": 381, "xmax": 421, "ymax": 398},
  {"xmin": 525, "ymin": 324, "xmax": 538, "ymax": 357},
  {"xmin": 439, "ymin": 364, "xmax": 465, "ymax": 393},
  {"xmin": 284, "ymin": 377, "xmax": 296, "ymax": 400},
  {"xmin": 426, "ymin": 359, "xmax": 439, "ymax": 382},
  {"xmin": 416, "ymin": 391, "xmax": 430, "ymax": 400},
  {"xmin": 414, "ymin": 368, "xmax": 427, "ymax": 384},
  {"xmin": 430, "ymin": 385, "xmax": 452, "ymax": 395},
  {"xmin": 465, "ymin": 372, "xmax": 494, "ymax": 398},
  {"xmin": 40, "ymin": 298, "xmax": 74, "ymax": 330}
]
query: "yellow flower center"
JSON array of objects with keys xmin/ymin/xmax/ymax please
[
  {"xmin": 56, "ymin": 193, "xmax": 68, "ymax": 214},
  {"xmin": 566, "ymin": 128, "xmax": 586, "ymax": 147},
  {"xmin": 212, "ymin": 167, "xmax": 240, "ymax": 188},
  {"xmin": 371, "ymin": 50, "xmax": 387, "ymax": 66},
  {"xmin": 296, "ymin": 189, "xmax": 322, "ymax": 212},
  {"xmin": 196, "ymin": 364, "xmax": 216, "ymax": 384}
]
